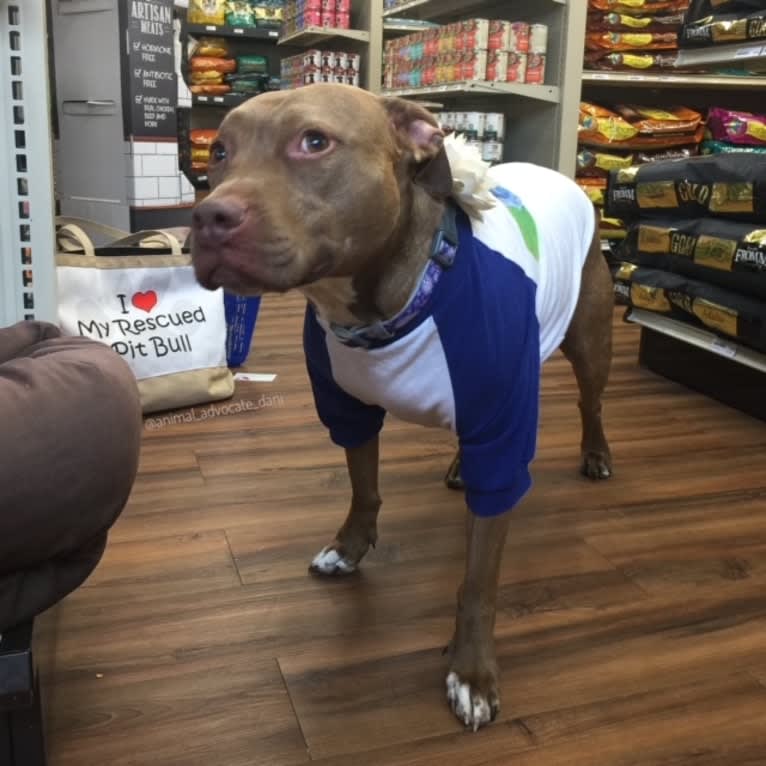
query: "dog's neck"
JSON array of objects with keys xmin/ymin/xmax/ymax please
[{"xmin": 300, "ymin": 184, "xmax": 445, "ymax": 327}]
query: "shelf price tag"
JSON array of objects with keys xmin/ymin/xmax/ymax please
[
  {"xmin": 205, "ymin": 25, "xmax": 216, "ymax": 31},
  {"xmin": 234, "ymin": 28, "xmax": 244, "ymax": 34},
  {"xmin": 711, "ymin": 337, "xmax": 738, "ymax": 359}
]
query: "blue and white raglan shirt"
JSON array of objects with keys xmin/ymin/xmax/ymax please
[{"xmin": 303, "ymin": 162, "xmax": 596, "ymax": 517}]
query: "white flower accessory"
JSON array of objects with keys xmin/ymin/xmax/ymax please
[{"xmin": 442, "ymin": 132, "xmax": 497, "ymax": 220}]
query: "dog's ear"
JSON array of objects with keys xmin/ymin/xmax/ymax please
[
  {"xmin": 380, "ymin": 96, "xmax": 452, "ymax": 199},
  {"xmin": 380, "ymin": 96, "xmax": 444, "ymax": 162}
]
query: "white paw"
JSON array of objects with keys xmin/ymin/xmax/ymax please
[
  {"xmin": 310, "ymin": 546, "xmax": 357, "ymax": 575},
  {"xmin": 446, "ymin": 672, "xmax": 495, "ymax": 732}
]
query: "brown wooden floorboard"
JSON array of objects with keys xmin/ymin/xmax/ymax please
[{"xmin": 39, "ymin": 294, "xmax": 766, "ymax": 765}]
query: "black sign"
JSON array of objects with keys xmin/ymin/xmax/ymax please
[{"xmin": 127, "ymin": 0, "xmax": 176, "ymax": 138}]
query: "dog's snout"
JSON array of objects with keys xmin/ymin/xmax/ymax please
[{"xmin": 192, "ymin": 198, "xmax": 247, "ymax": 242}]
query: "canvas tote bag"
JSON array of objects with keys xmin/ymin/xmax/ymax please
[{"xmin": 55, "ymin": 217, "xmax": 234, "ymax": 414}]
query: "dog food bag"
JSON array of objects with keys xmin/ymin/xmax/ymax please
[
  {"xmin": 190, "ymin": 56, "xmax": 237, "ymax": 73},
  {"xmin": 605, "ymin": 153, "xmax": 766, "ymax": 222},
  {"xmin": 589, "ymin": 0, "xmax": 691, "ymax": 12},
  {"xmin": 707, "ymin": 107, "xmax": 766, "ymax": 147},
  {"xmin": 617, "ymin": 217, "xmax": 766, "ymax": 299},
  {"xmin": 702, "ymin": 139, "xmax": 766, "ymax": 155},
  {"xmin": 189, "ymin": 0, "xmax": 226, "ymax": 25},
  {"xmin": 612, "ymin": 261, "xmax": 766, "ymax": 353},
  {"xmin": 192, "ymin": 37, "xmax": 230, "ymax": 58},
  {"xmin": 237, "ymin": 55, "xmax": 269, "ymax": 74},
  {"xmin": 579, "ymin": 102, "xmax": 704, "ymax": 149},
  {"xmin": 191, "ymin": 70, "xmax": 227, "ymax": 85},
  {"xmin": 578, "ymin": 148, "xmax": 637, "ymax": 177},
  {"xmin": 681, "ymin": 8, "xmax": 766, "ymax": 46},
  {"xmin": 587, "ymin": 11, "xmax": 686, "ymax": 32},
  {"xmin": 577, "ymin": 177, "xmax": 609, "ymax": 207},
  {"xmin": 225, "ymin": 0, "xmax": 256, "ymax": 26},
  {"xmin": 585, "ymin": 30, "xmax": 679, "ymax": 50},
  {"xmin": 584, "ymin": 50, "xmax": 681, "ymax": 70},
  {"xmin": 190, "ymin": 129, "xmax": 219, "ymax": 147},
  {"xmin": 189, "ymin": 83, "xmax": 231, "ymax": 94}
]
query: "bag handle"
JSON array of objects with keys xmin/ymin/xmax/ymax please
[
  {"xmin": 56, "ymin": 223, "xmax": 184, "ymax": 257},
  {"xmin": 57, "ymin": 222, "xmax": 97, "ymax": 256},
  {"xmin": 55, "ymin": 216, "xmax": 131, "ymax": 242},
  {"xmin": 109, "ymin": 230, "xmax": 184, "ymax": 256}
]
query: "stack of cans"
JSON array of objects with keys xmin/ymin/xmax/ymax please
[
  {"xmin": 281, "ymin": 49, "xmax": 361, "ymax": 89},
  {"xmin": 282, "ymin": 0, "xmax": 351, "ymax": 35},
  {"xmin": 436, "ymin": 111, "xmax": 506, "ymax": 164},
  {"xmin": 383, "ymin": 19, "xmax": 548, "ymax": 90}
]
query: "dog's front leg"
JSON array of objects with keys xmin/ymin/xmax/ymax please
[
  {"xmin": 447, "ymin": 510, "xmax": 511, "ymax": 731},
  {"xmin": 310, "ymin": 436, "xmax": 381, "ymax": 576}
]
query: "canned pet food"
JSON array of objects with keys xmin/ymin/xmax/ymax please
[
  {"xmin": 509, "ymin": 22, "xmax": 530, "ymax": 53},
  {"xmin": 506, "ymin": 52, "xmax": 527, "ymax": 83},
  {"xmin": 320, "ymin": 9, "xmax": 334, "ymax": 26},
  {"xmin": 526, "ymin": 53, "xmax": 546, "ymax": 84},
  {"xmin": 484, "ymin": 112, "xmax": 506, "ymax": 142},
  {"xmin": 529, "ymin": 24, "xmax": 548, "ymax": 55},
  {"xmin": 334, "ymin": 11, "xmax": 350, "ymax": 28},
  {"xmin": 482, "ymin": 141, "xmax": 504, "ymax": 163},
  {"xmin": 488, "ymin": 20, "xmax": 512, "ymax": 51},
  {"xmin": 486, "ymin": 50, "xmax": 509, "ymax": 82},
  {"xmin": 462, "ymin": 112, "xmax": 485, "ymax": 140}
]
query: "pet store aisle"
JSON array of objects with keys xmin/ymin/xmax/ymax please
[{"xmin": 35, "ymin": 292, "xmax": 766, "ymax": 766}]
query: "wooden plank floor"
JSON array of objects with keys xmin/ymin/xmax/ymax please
[{"xmin": 37, "ymin": 293, "xmax": 766, "ymax": 766}]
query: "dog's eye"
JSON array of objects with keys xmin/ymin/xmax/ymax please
[
  {"xmin": 300, "ymin": 131, "xmax": 330, "ymax": 154},
  {"xmin": 210, "ymin": 141, "xmax": 227, "ymax": 162}
]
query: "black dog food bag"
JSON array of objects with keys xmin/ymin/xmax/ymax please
[
  {"xmin": 617, "ymin": 217, "xmax": 766, "ymax": 300},
  {"xmin": 605, "ymin": 153, "xmax": 766, "ymax": 223},
  {"xmin": 612, "ymin": 261, "xmax": 766, "ymax": 353}
]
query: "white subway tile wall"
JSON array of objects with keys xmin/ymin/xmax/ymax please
[{"xmin": 126, "ymin": 140, "xmax": 195, "ymax": 206}]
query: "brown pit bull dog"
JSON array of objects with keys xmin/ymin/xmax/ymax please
[{"xmin": 190, "ymin": 83, "xmax": 613, "ymax": 731}]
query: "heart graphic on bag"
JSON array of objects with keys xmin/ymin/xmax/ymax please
[{"xmin": 132, "ymin": 290, "xmax": 158, "ymax": 312}]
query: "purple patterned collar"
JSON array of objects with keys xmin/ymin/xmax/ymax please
[{"xmin": 329, "ymin": 205, "xmax": 459, "ymax": 349}]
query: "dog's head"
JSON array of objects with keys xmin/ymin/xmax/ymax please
[{"xmin": 190, "ymin": 84, "xmax": 451, "ymax": 295}]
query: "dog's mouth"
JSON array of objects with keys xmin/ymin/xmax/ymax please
[{"xmin": 192, "ymin": 237, "xmax": 335, "ymax": 295}]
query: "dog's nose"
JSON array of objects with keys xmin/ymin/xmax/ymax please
[{"xmin": 192, "ymin": 198, "xmax": 247, "ymax": 241}]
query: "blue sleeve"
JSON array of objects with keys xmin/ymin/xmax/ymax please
[
  {"xmin": 303, "ymin": 306, "xmax": 386, "ymax": 449},
  {"xmin": 432, "ymin": 220, "xmax": 541, "ymax": 518}
]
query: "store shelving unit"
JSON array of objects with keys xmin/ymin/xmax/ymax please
[
  {"xmin": 0, "ymin": 0, "xmax": 57, "ymax": 326},
  {"xmin": 581, "ymin": 29, "xmax": 766, "ymax": 414},
  {"xmin": 377, "ymin": 0, "xmax": 586, "ymax": 175}
]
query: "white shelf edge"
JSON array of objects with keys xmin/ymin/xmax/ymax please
[
  {"xmin": 626, "ymin": 307, "xmax": 766, "ymax": 375},
  {"xmin": 278, "ymin": 26, "xmax": 370, "ymax": 46},
  {"xmin": 382, "ymin": 0, "xmax": 565, "ymax": 18},
  {"xmin": 583, "ymin": 71, "xmax": 766, "ymax": 89},
  {"xmin": 381, "ymin": 80, "xmax": 560, "ymax": 104},
  {"xmin": 676, "ymin": 40, "xmax": 766, "ymax": 68},
  {"xmin": 382, "ymin": 0, "xmax": 432, "ymax": 18}
]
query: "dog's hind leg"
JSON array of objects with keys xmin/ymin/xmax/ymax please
[
  {"xmin": 560, "ymin": 229, "xmax": 613, "ymax": 480},
  {"xmin": 310, "ymin": 435, "xmax": 381, "ymax": 575}
]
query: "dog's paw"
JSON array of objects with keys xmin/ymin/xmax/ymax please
[
  {"xmin": 581, "ymin": 450, "xmax": 612, "ymax": 480},
  {"xmin": 446, "ymin": 671, "xmax": 499, "ymax": 732},
  {"xmin": 309, "ymin": 545, "xmax": 358, "ymax": 576}
]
